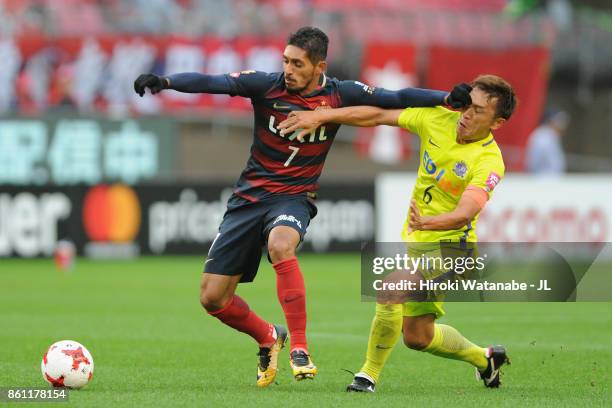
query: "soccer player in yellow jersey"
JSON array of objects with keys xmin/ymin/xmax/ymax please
[{"xmin": 278, "ymin": 75, "xmax": 517, "ymax": 392}]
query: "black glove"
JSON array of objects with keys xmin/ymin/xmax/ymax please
[
  {"xmin": 446, "ymin": 83, "xmax": 472, "ymax": 109},
  {"xmin": 134, "ymin": 74, "xmax": 167, "ymax": 97}
]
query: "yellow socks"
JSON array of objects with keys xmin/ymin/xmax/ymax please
[
  {"xmin": 359, "ymin": 303, "xmax": 403, "ymax": 383},
  {"xmin": 359, "ymin": 306, "xmax": 488, "ymax": 383},
  {"xmin": 423, "ymin": 324, "xmax": 488, "ymax": 371}
]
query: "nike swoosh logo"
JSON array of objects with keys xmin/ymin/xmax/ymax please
[
  {"xmin": 283, "ymin": 294, "xmax": 303, "ymax": 303},
  {"xmin": 429, "ymin": 138, "xmax": 440, "ymax": 148},
  {"xmin": 205, "ymin": 258, "xmax": 214, "ymax": 263},
  {"xmin": 485, "ymin": 368, "xmax": 499, "ymax": 385},
  {"xmin": 375, "ymin": 345, "xmax": 391, "ymax": 350},
  {"xmin": 273, "ymin": 102, "xmax": 292, "ymax": 110}
]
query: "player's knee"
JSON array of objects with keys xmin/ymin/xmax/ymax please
[
  {"xmin": 268, "ymin": 239, "xmax": 295, "ymax": 263},
  {"xmin": 199, "ymin": 287, "xmax": 228, "ymax": 312},
  {"xmin": 402, "ymin": 331, "xmax": 431, "ymax": 350}
]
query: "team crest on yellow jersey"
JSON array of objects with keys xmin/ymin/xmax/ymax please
[{"xmin": 453, "ymin": 161, "xmax": 468, "ymax": 178}]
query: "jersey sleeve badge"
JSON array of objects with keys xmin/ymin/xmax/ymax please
[
  {"xmin": 354, "ymin": 80, "xmax": 376, "ymax": 95},
  {"xmin": 485, "ymin": 171, "xmax": 501, "ymax": 192},
  {"xmin": 229, "ymin": 70, "xmax": 256, "ymax": 78}
]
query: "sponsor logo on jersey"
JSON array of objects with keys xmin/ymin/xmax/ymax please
[
  {"xmin": 354, "ymin": 81, "xmax": 375, "ymax": 95},
  {"xmin": 423, "ymin": 151, "xmax": 463, "ymax": 196},
  {"xmin": 423, "ymin": 150, "xmax": 437, "ymax": 174},
  {"xmin": 273, "ymin": 102, "xmax": 292, "ymax": 110}
]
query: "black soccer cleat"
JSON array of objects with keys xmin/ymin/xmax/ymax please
[
  {"xmin": 256, "ymin": 325, "xmax": 287, "ymax": 388},
  {"xmin": 476, "ymin": 345, "xmax": 510, "ymax": 388},
  {"xmin": 289, "ymin": 350, "xmax": 317, "ymax": 380},
  {"xmin": 346, "ymin": 373, "xmax": 376, "ymax": 393}
]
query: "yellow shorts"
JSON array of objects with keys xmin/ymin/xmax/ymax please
[
  {"xmin": 401, "ymin": 242, "xmax": 478, "ymax": 319},
  {"xmin": 402, "ymin": 301, "xmax": 445, "ymax": 319}
]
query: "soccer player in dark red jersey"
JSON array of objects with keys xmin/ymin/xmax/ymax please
[{"xmin": 134, "ymin": 26, "xmax": 471, "ymax": 387}]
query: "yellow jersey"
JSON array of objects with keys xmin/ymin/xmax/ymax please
[{"xmin": 397, "ymin": 106, "xmax": 505, "ymax": 243}]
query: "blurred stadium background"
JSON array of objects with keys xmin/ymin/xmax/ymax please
[
  {"xmin": 1, "ymin": 1, "xmax": 611, "ymax": 406},
  {"xmin": 1, "ymin": 0, "xmax": 612, "ymax": 257}
]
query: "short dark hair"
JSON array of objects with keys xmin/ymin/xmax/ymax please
[
  {"xmin": 287, "ymin": 27, "xmax": 328, "ymax": 63},
  {"xmin": 472, "ymin": 75, "xmax": 517, "ymax": 120}
]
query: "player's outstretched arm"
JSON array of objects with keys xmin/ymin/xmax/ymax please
[
  {"xmin": 134, "ymin": 74, "xmax": 168, "ymax": 96},
  {"xmin": 134, "ymin": 72, "xmax": 236, "ymax": 96},
  {"xmin": 134, "ymin": 71, "xmax": 273, "ymax": 97},
  {"xmin": 278, "ymin": 106, "xmax": 402, "ymax": 141},
  {"xmin": 408, "ymin": 188, "xmax": 486, "ymax": 231},
  {"xmin": 371, "ymin": 83, "xmax": 472, "ymax": 109},
  {"xmin": 339, "ymin": 81, "xmax": 473, "ymax": 110}
]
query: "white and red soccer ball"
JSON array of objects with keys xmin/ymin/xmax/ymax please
[{"xmin": 41, "ymin": 340, "xmax": 94, "ymax": 389}]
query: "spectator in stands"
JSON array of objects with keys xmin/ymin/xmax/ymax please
[{"xmin": 526, "ymin": 108, "xmax": 569, "ymax": 174}]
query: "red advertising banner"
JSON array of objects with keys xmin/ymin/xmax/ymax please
[
  {"xmin": 11, "ymin": 35, "xmax": 285, "ymax": 116},
  {"xmin": 355, "ymin": 42, "xmax": 417, "ymax": 163},
  {"xmin": 426, "ymin": 46, "xmax": 550, "ymax": 170}
]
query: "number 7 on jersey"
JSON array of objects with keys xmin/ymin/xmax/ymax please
[{"xmin": 284, "ymin": 146, "xmax": 300, "ymax": 167}]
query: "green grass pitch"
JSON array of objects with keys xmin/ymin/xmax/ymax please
[{"xmin": 1, "ymin": 255, "xmax": 610, "ymax": 407}]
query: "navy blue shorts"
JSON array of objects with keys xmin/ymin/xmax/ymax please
[{"xmin": 204, "ymin": 194, "xmax": 317, "ymax": 283}]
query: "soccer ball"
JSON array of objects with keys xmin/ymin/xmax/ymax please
[{"xmin": 41, "ymin": 340, "xmax": 94, "ymax": 389}]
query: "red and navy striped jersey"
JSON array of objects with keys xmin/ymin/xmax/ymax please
[
  {"xmin": 167, "ymin": 70, "xmax": 447, "ymax": 203},
  {"xmin": 221, "ymin": 71, "xmax": 440, "ymax": 202},
  {"xmin": 230, "ymin": 71, "xmax": 346, "ymax": 202}
]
